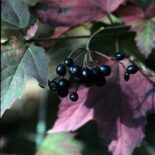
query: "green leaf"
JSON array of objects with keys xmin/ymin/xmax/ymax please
[
  {"xmin": 1, "ymin": 45, "xmax": 48, "ymax": 116},
  {"xmin": 36, "ymin": 132, "xmax": 83, "ymax": 155},
  {"xmin": 135, "ymin": 20, "xmax": 155, "ymax": 58},
  {"xmin": 19, "ymin": 0, "xmax": 40, "ymax": 6},
  {"xmin": 2, "ymin": 0, "xmax": 30, "ymax": 29}
]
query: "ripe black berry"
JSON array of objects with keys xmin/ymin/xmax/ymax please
[
  {"xmin": 74, "ymin": 76, "xmax": 83, "ymax": 84},
  {"xmin": 56, "ymin": 64, "xmax": 66, "ymax": 76},
  {"xmin": 82, "ymin": 67, "xmax": 93, "ymax": 87},
  {"xmin": 70, "ymin": 92, "xmax": 78, "ymax": 102},
  {"xmin": 58, "ymin": 78, "xmax": 69, "ymax": 89},
  {"xmin": 92, "ymin": 67, "xmax": 105, "ymax": 86},
  {"xmin": 64, "ymin": 58, "xmax": 74, "ymax": 67},
  {"xmin": 69, "ymin": 65, "xmax": 82, "ymax": 77},
  {"xmin": 99, "ymin": 65, "xmax": 111, "ymax": 76},
  {"xmin": 115, "ymin": 51, "xmax": 126, "ymax": 61},
  {"xmin": 126, "ymin": 65, "xmax": 138, "ymax": 74},
  {"xmin": 48, "ymin": 80, "xmax": 59, "ymax": 91},
  {"xmin": 124, "ymin": 72, "xmax": 130, "ymax": 81},
  {"xmin": 58, "ymin": 89, "xmax": 68, "ymax": 97}
]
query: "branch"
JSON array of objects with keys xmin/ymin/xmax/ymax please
[{"xmin": 26, "ymin": 25, "xmax": 130, "ymax": 43}]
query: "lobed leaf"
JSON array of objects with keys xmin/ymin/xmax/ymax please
[
  {"xmin": 1, "ymin": 45, "xmax": 48, "ymax": 116},
  {"xmin": 36, "ymin": 0, "xmax": 125, "ymax": 27},
  {"xmin": 49, "ymin": 58, "xmax": 155, "ymax": 155}
]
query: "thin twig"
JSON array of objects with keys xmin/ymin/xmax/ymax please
[{"xmin": 26, "ymin": 25, "xmax": 130, "ymax": 43}]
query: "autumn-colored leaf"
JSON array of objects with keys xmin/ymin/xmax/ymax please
[
  {"xmin": 36, "ymin": 0, "xmax": 126, "ymax": 27},
  {"xmin": 116, "ymin": 3, "xmax": 155, "ymax": 58},
  {"xmin": 49, "ymin": 58, "xmax": 155, "ymax": 155}
]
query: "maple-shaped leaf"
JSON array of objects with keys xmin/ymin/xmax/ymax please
[
  {"xmin": 116, "ymin": 3, "xmax": 155, "ymax": 58},
  {"xmin": 1, "ymin": 44, "xmax": 48, "ymax": 117},
  {"xmin": 35, "ymin": 0, "xmax": 125, "ymax": 27},
  {"xmin": 49, "ymin": 59, "xmax": 155, "ymax": 155},
  {"xmin": 36, "ymin": 132, "xmax": 83, "ymax": 155},
  {"xmin": 135, "ymin": 20, "xmax": 155, "ymax": 58}
]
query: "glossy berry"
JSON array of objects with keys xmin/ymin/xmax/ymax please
[
  {"xmin": 126, "ymin": 65, "xmax": 138, "ymax": 74},
  {"xmin": 99, "ymin": 64, "xmax": 111, "ymax": 76},
  {"xmin": 70, "ymin": 92, "xmax": 78, "ymax": 102},
  {"xmin": 64, "ymin": 58, "xmax": 74, "ymax": 67},
  {"xmin": 115, "ymin": 51, "xmax": 126, "ymax": 61},
  {"xmin": 58, "ymin": 89, "xmax": 68, "ymax": 97},
  {"xmin": 92, "ymin": 67, "xmax": 100, "ymax": 78},
  {"xmin": 124, "ymin": 71, "xmax": 130, "ymax": 81},
  {"xmin": 48, "ymin": 80, "xmax": 59, "ymax": 91},
  {"xmin": 58, "ymin": 78, "xmax": 69, "ymax": 89},
  {"xmin": 92, "ymin": 67, "xmax": 105, "ymax": 86},
  {"xmin": 69, "ymin": 65, "xmax": 82, "ymax": 77},
  {"xmin": 74, "ymin": 76, "xmax": 83, "ymax": 84},
  {"xmin": 82, "ymin": 67, "xmax": 93, "ymax": 87},
  {"xmin": 56, "ymin": 64, "xmax": 66, "ymax": 76}
]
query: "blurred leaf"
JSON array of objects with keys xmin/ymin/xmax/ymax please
[
  {"xmin": 140, "ymin": 0, "xmax": 155, "ymax": 10},
  {"xmin": 36, "ymin": 132, "xmax": 83, "ymax": 155},
  {"xmin": 19, "ymin": 0, "xmax": 40, "ymax": 6},
  {"xmin": 2, "ymin": 0, "xmax": 30, "ymax": 29},
  {"xmin": 1, "ymin": 45, "xmax": 48, "ymax": 117},
  {"xmin": 135, "ymin": 20, "xmax": 155, "ymax": 58}
]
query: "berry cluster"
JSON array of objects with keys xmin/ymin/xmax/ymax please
[
  {"xmin": 114, "ymin": 51, "xmax": 138, "ymax": 81},
  {"xmin": 48, "ymin": 49, "xmax": 138, "ymax": 102}
]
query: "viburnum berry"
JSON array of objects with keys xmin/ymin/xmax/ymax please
[
  {"xmin": 48, "ymin": 80, "xmax": 59, "ymax": 91},
  {"xmin": 70, "ymin": 92, "xmax": 78, "ymax": 101},
  {"xmin": 58, "ymin": 78, "xmax": 69, "ymax": 89},
  {"xmin": 115, "ymin": 51, "xmax": 126, "ymax": 61},
  {"xmin": 69, "ymin": 65, "xmax": 82, "ymax": 77},
  {"xmin": 56, "ymin": 64, "xmax": 66, "ymax": 76},
  {"xmin": 99, "ymin": 64, "xmax": 111, "ymax": 76},
  {"xmin": 64, "ymin": 58, "xmax": 74, "ymax": 67},
  {"xmin": 126, "ymin": 65, "xmax": 138, "ymax": 74},
  {"xmin": 124, "ymin": 71, "xmax": 130, "ymax": 81}
]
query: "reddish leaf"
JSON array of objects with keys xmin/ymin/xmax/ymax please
[
  {"xmin": 145, "ymin": 4, "xmax": 155, "ymax": 18},
  {"xmin": 49, "ymin": 59, "xmax": 155, "ymax": 155},
  {"xmin": 36, "ymin": 0, "xmax": 125, "ymax": 27},
  {"xmin": 116, "ymin": 3, "xmax": 155, "ymax": 58},
  {"xmin": 116, "ymin": 5, "xmax": 144, "ymax": 24}
]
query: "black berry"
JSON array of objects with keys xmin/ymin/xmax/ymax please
[
  {"xmin": 92, "ymin": 67, "xmax": 105, "ymax": 86},
  {"xmin": 64, "ymin": 58, "xmax": 74, "ymax": 67},
  {"xmin": 48, "ymin": 80, "xmax": 59, "ymax": 91},
  {"xmin": 115, "ymin": 51, "xmax": 126, "ymax": 61},
  {"xmin": 126, "ymin": 65, "xmax": 138, "ymax": 74},
  {"xmin": 70, "ymin": 92, "xmax": 78, "ymax": 102},
  {"xmin": 69, "ymin": 65, "xmax": 82, "ymax": 77},
  {"xmin": 56, "ymin": 64, "xmax": 66, "ymax": 76},
  {"xmin": 82, "ymin": 67, "xmax": 93, "ymax": 87},
  {"xmin": 58, "ymin": 78, "xmax": 69, "ymax": 89},
  {"xmin": 99, "ymin": 65, "xmax": 111, "ymax": 76},
  {"xmin": 74, "ymin": 76, "xmax": 83, "ymax": 84},
  {"xmin": 58, "ymin": 89, "xmax": 68, "ymax": 97},
  {"xmin": 124, "ymin": 72, "xmax": 130, "ymax": 81}
]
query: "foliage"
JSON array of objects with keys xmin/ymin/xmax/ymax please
[{"xmin": 1, "ymin": 0, "xmax": 155, "ymax": 155}]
